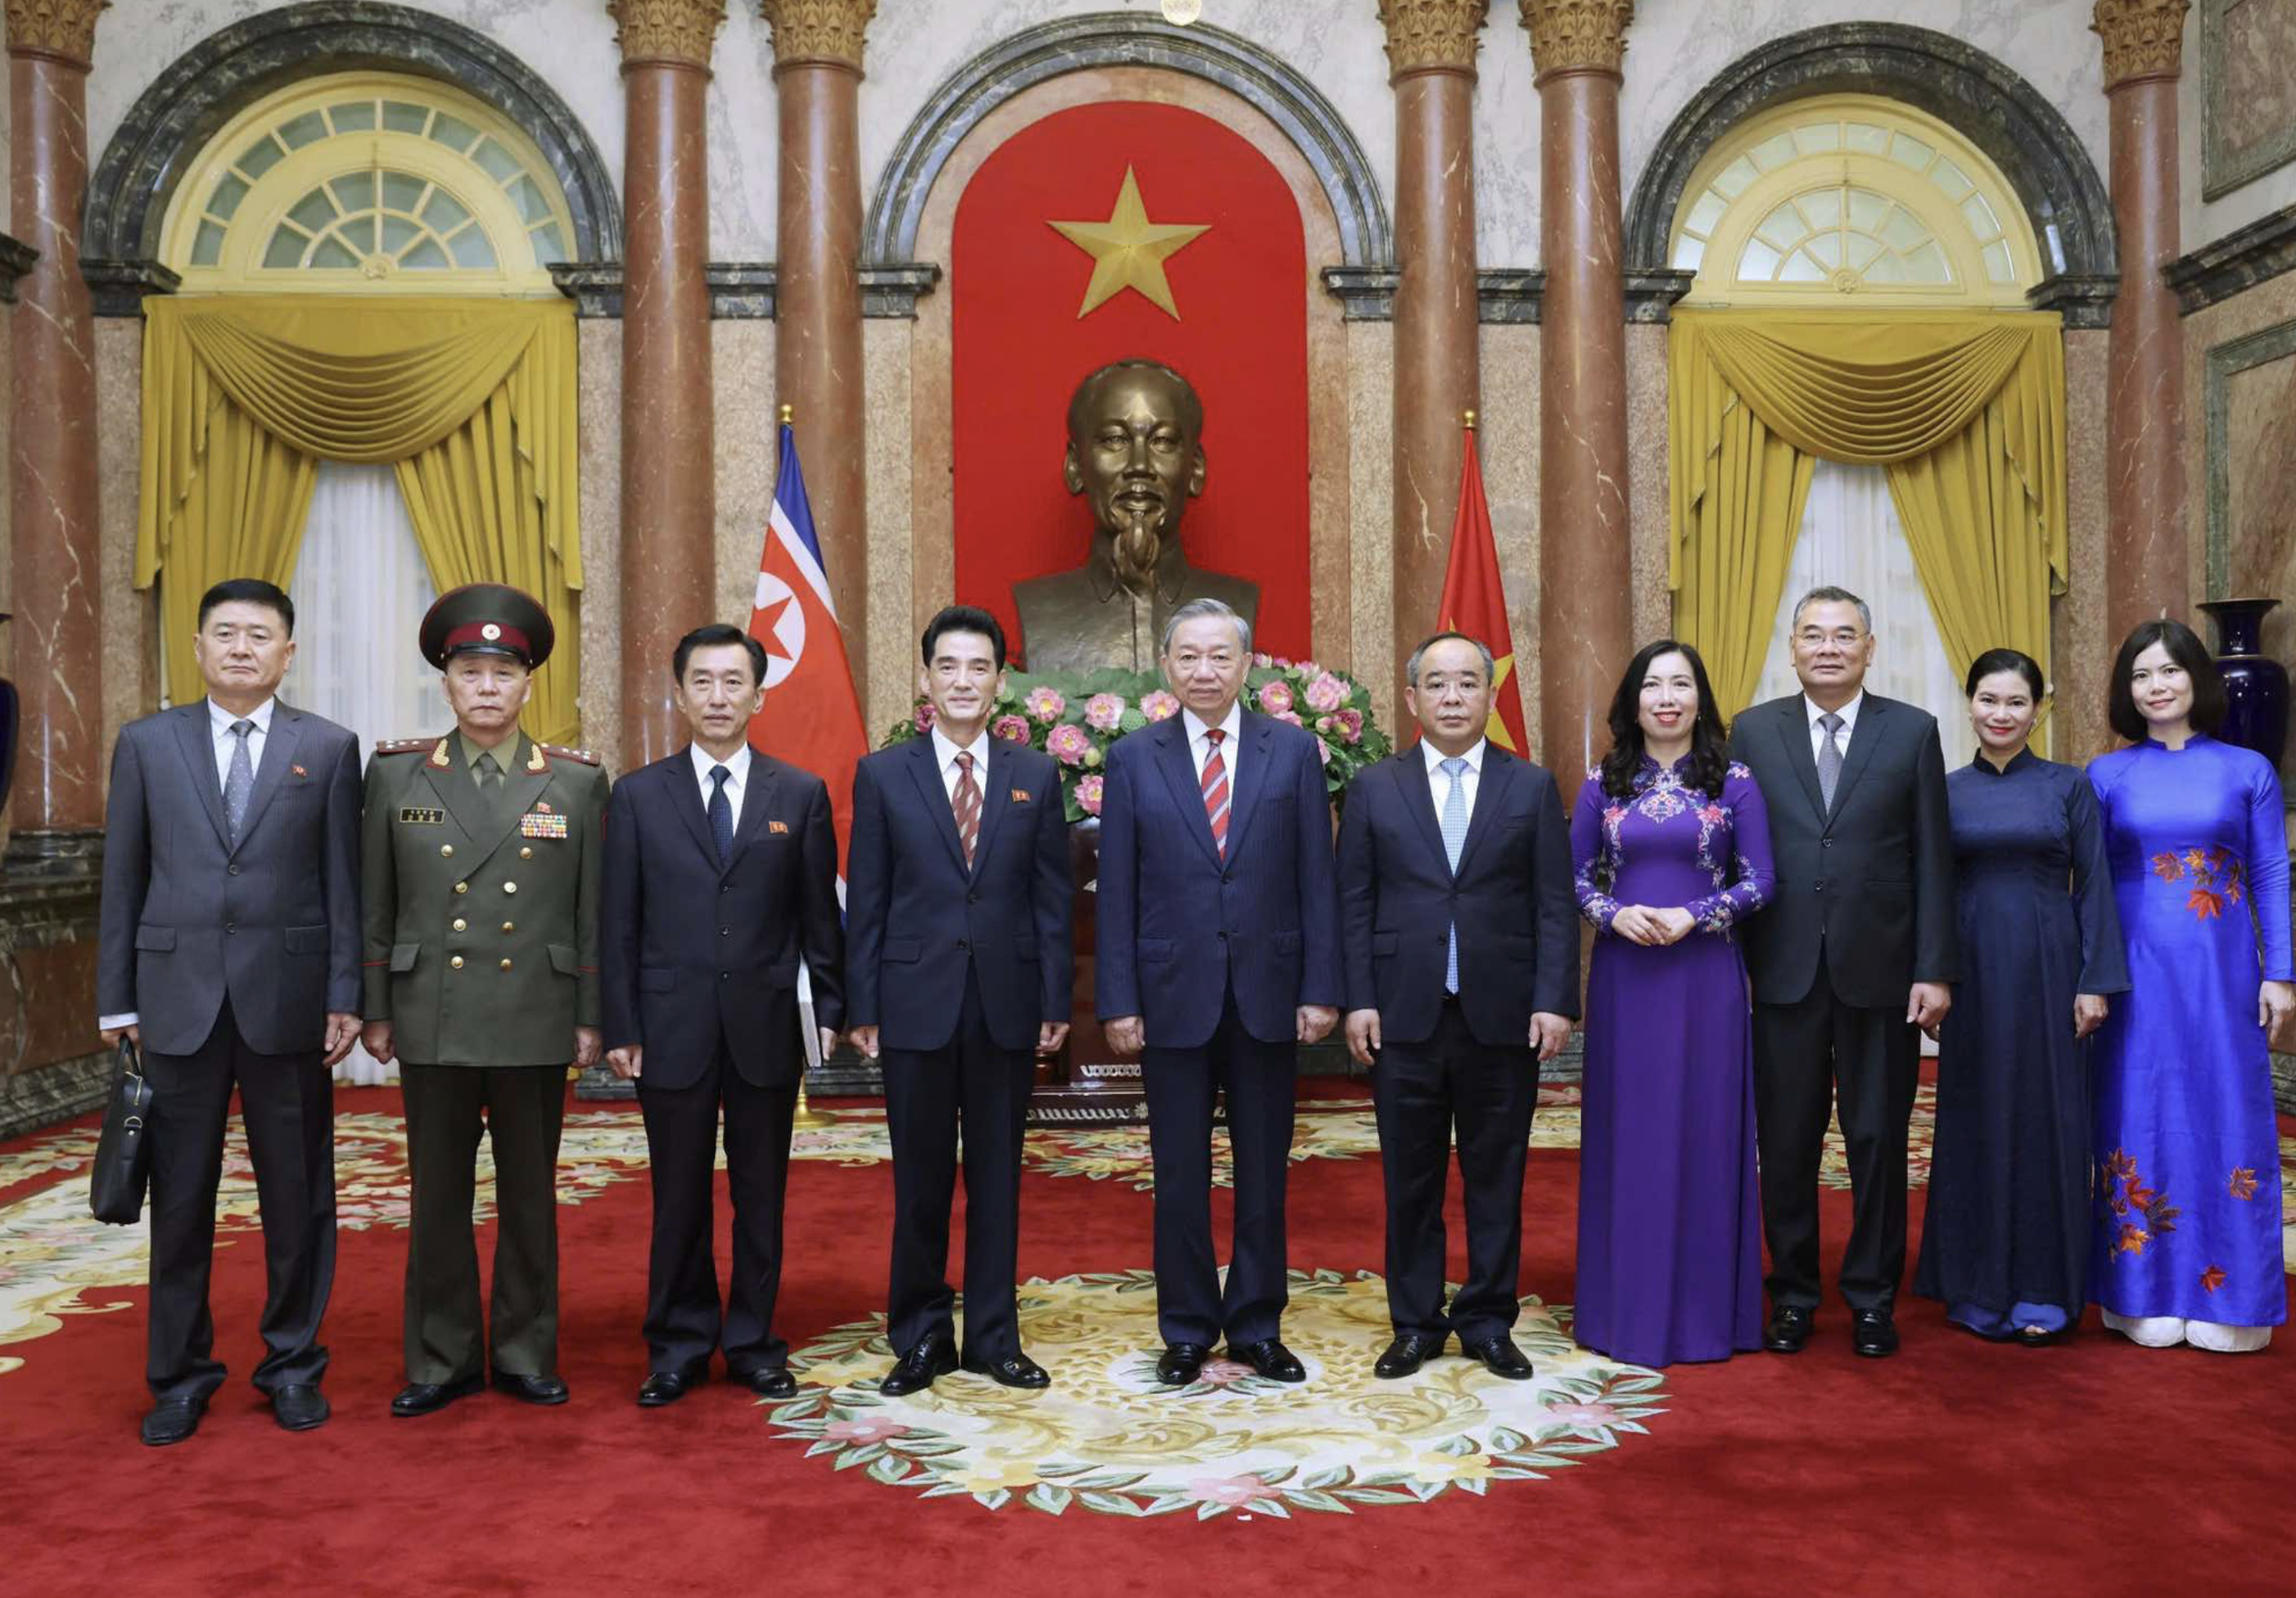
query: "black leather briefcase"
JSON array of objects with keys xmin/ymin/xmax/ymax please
[{"xmin": 89, "ymin": 1037, "xmax": 154, "ymax": 1226}]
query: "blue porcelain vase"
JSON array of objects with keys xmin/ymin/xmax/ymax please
[{"xmin": 2199, "ymin": 598, "xmax": 2289, "ymax": 772}]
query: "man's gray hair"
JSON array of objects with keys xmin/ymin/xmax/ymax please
[
  {"xmin": 1160, "ymin": 597, "xmax": 1252, "ymax": 657},
  {"xmin": 1404, "ymin": 630, "xmax": 1496, "ymax": 688},
  {"xmin": 1789, "ymin": 585, "xmax": 1873, "ymax": 634}
]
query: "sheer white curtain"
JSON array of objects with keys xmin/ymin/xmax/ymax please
[
  {"xmin": 1751, "ymin": 460, "xmax": 1976, "ymax": 772},
  {"xmin": 282, "ymin": 463, "xmax": 441, "ymax": 1085}
]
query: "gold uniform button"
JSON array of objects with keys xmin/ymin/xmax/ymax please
[
  {"xmin": 504, "ymin": 881, "xmax": 518, "ymax": 895},
  {"xmin": 450, "ymin": 955, "xmax": 465, "ymax": 969},
  {"xmin": 519, "ymin": 846, "xmax": 533, "ymax": 860},
  {"xmin": 452, "ymin": 918, "xmax": 467, "ymax": 932},
  {"xmin": 454, "ymin": 881, "xmax": 469, "ymax": 895},
  {"xmin": 502, "ymin": 921, "xmax": 515, "ymax": 933},
  {"xmin": 499, "ymin": 958, "xmax": 513, "ymax": 972},
  {"xmin": 440, "ymin": 844, "xmax": 454, "ymax": 858}
]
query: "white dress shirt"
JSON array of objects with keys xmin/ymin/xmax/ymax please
[
  {"xmin": 1803, "ymin": 690, "xmax": 1865, "ymax": 765},
  {"xmin": 1420, "ymin": 735, "xmax": 1486, "ymax": 822},
  {"xmin": 98, "ymin": 697, "xmax": 280, "ymax": 1032},
  {"xmin": 1181, "ymin": 702, "xmax": 1245, "ymax": 792},
  {"xmin": 689, "ymin": 742, "xmax": 754, "ymax": 833},
  {"xmin": 929, "ymin": 724, "xmax": 991, "ymax": 805}
]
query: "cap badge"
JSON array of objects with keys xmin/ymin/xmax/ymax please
[{"xmin": 481, "ymin": 623, "xmax": 503, "ymax": 642}]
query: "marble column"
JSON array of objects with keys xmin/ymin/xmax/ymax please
[
  {"xmin": 6, "ymin": 1, "xmax": 107, "ymax": 847},
  {"xmin": 1524, "ymin": 1, "xmax": 1632, "ymax": 792},
  {"xmin": 611, "ymin": 0, "xmax": 725, "ymax": 768},
  {"xmin": 762, "ymin": 0, "xmax": 873, "ymax": 707},
  {"xmin": 2095, "ymin": 0, "xmax": 2190, "ymax": 645},
  {"xmin": 1380, "ymin": 2, "xmax": 1485, "ymax": 711}
]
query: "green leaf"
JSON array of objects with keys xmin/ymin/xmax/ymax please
[
  {"xmin": 1078, "ymin": 1490, "xmax": 1150, "ymax": 1516},
  {"xmin": 867, "ymin": 1454, "xmax": 913, "ymax": 1485},
  {"xmin": 1286, "ymin": 1489, "xmax": 1356, "ymax": 1515},
  {"xmin": 1024, "ymin": 1484, "xmax": 1073, "ymax": 1515}
]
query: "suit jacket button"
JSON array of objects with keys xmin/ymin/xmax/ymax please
[
  {"xmin": 450, "ymin": 955, "xmax": 465, "ymax": 969},
  {"xmin": 503, "ymin": 881, "xmax": 518, "ymax": 895},
  {"xmin": 224, "ymin": 923, "xmax": 237, "ymax": 935},
  {"xmin": 520, "ymin": 846, "xmax": 533, "ymax": 860},
  {"xmin": 1814, "ymin": 879, "xmax": 1826, "ymax": 891},
  {"xmin": 502, "ymin": 921, "xmax": 514, "ymax": 933},
  {"xmin": 967, "ymin": 892, "xmax": 979, "ymax": 905},
  {"xmin": 453, "ymin": 918, "xmax": 468, "ymax": 932},
  {"xmin": 227, "ymin": 863, "xmax": 241, "ymax": 876},
  {"xmin": 719, "ymin": 883, "xmax": 731, "ymax": 893},
  {"xmin": 454, "ymin": 881, "xmax": 469, "ymax": 895},
  {"xmin": 1222, "ymin": 873, "xmax": 1232, "ymax": 884},
  {"xmin": 1217, "ymin": 931, "xmax": 1228, "ymax": 941},
  {"xmin": 440, "ymin": 844, "xmax": 454, "ymax": 858},
  {"xmin": 719, "ymin": 971, "xmax": 730, "ymax": 982},
  {"xmin": 956, "ymin": 939, "xmax": 969, "ymax": 951},
  {"xmin": 720, "ymin": 928, "xmax": 730, "ymax": 937},
  {"xmin": 499, "ymin": 958, "xmax": 513, "ymax": 971}
]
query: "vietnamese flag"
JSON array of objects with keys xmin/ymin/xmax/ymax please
[{"xmin": 1437, "ymin": 422, "xmax": 1530, "ymax": 755}]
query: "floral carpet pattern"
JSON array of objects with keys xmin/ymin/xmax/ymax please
[{"xmin": 769, "ymin": 1268, "xmax": 1668, "ymax": 1518}]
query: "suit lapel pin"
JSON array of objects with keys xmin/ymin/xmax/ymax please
[
  {"xmin": 1011, "ymin": 788, "xmax": 1030, "ymax": 803},
  {"xmin": 769, "ymin": 819, "xmax": 789, "ymax": 835},
  {"xmin": 536, "ymin": 800, "xmax": 553, "ymax": 814},
  {"xmin": 291, "ymin": 763, "xmax": 308, "ymax": 779}
]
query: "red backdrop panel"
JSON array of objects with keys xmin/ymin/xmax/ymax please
[{"xmin": 951, "ymin": 101, "xmax": 1311, "ymax": 666}]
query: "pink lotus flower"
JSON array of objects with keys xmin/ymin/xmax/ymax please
[
  {"xmin": 1024, "ymin": 685, "xmax": 1067, "ymax": 723},
  {"xmin": 1141, "ymin": 690, "xmax": 1182, "ymax": 722},
  {"xmin": 1196, "ymin": 1356, "xmax": 1255, "ymax": 1386},
  {"xmin": 992, "ymin": 714, "xmax": 1032, "ymax": 744},
  {"xmin": 1084, "ymin": 693, "xmax": 1128, "ymax": 732},
  {"xmin": 1075, "ymin": 774, "xmax": 1105, "ymax": 815},
  {"xmin": 1314, "ymin": 736, "xmax": 1334, "ymax": 769},
  {"xmin": 1252, "ymin": 652, "xmax": 1274, "ymax": 669},
  {"xmin": 1543, "ymin": 1401, "xmax": 1620, "ymax": 1436},
  {"xmin": 1331, "ymin": 707, "xmax": 1363, "ymax": 745},
  {"xmin": 1272, "ymin": 709, "xmax": 1304, "ymax": 729},
  {"xmin": 1185, "ymin": 1474, "xmax": 1269, "ymax": 1506},
  {"xmin": 1303, "ymin": 671, "xmax": 1349, "ymax": 713},
  {"xmin": 1046, "ymin": 724, "xmax": 1095, "ymax": 766},
  {"xmin": 825, "ymin": 1417, "xmax": 911, "ymax": 1443},
  {"xmin": 912, "ymin": 702, "xmax": 937, "ymax": 733},
  {"xmin": 1257, "ymin": 681, "xmax": 1295, "ymax": 715},
  {"xmin": 1296, "ymin": 660, "xmax": 1322, "ymax": 677}
]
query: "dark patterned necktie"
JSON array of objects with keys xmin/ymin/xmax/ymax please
[
  {"xmin": 709, "ymin": 765, "xmax": 734, "ymax": 864},
  {"xmin": 1201, "ymin": 729, "xmax": 1230, "ymax": 856},
  {"xmin": 952, "ymin": 752, "xmax": 981, "ymax": 869},
  {"xmin": 224, "ymin": 720, "xmax": 255, "ymax": 848}
]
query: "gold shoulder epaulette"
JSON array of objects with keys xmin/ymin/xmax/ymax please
[
  {"xmin": 541, "ymin": 743, "xmax": 601, "ymax": 766},
  {"xmin": 373, "ymin": 737, "xmax": 436, "ymax": 756}
]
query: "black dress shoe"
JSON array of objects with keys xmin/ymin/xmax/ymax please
[
  {"xmin": 743, "ymin": 1367, "xmax": 798, "ymax": 1399},
  {"xmin": 270, "ymin": 1384, "xmax": 329, "ymax": 1432},
  {"xmin": 878, "ymin": 1337, "xmax": 957, "ymax": 1397},
  {"xmin": 1464, "ymin": 1334, "xmax": 1534, "ymax": 1380},
  {"xmin": 140, "ymin": 1394, "xmax": 207, "ymax": 1447},
  {"xmin": 962, "ymin": 1352, "xmax": 1051, "ymax": 1389},
  {"xmin": 1228, "ymin": 1338, "xmax": 1307, "ymax": 1384},
  {"xmin": 1764, "ymin": 1304, "xmax": 1815, "ymax": 1354},
  {"xmin": 1373, "ymin": 1334, "xmax": 1444, "ymax": 1380},
  {"xmin": 1156, "ymin": 1343, "xmax": 1212, "ymax": 1385},
  {"xmin": 1851, "ymin": 1308, "xmax": 1900, "ymax": 1359},
  {"xmin": 491, "ymin": 1369, "xmax": 571, "ymax": 1406},
  {"xmin": 637, "ymin": 1367, "xmax": 707, "ymax": 1407},
  {"xmin": 391, "ymin": 1372, "xmax": 483, "ymax": 1417}
]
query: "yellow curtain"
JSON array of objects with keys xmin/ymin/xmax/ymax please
[
  {"xmin": 138, "ymin": 295, "xmax": 584, "ymax": 743},
  {"xmin": 1669, "ymin": 309, "xmax": 2067, "ymax": 724}
]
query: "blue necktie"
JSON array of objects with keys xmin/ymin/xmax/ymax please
[
  {"xmin": 224, "ymin": 720, "xmax": 255, "ymax": 850},
  {"xmin": 1440, "ymin": 756, "xmax": 1468, "ymax": 993},
  {"xmin": 708, "ymin": 765, "xmax": 734, "ymax": 864}
]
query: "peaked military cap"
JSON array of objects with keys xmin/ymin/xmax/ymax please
[{"xmin": 419, "ymin": 583, "xmax": 554, "ymax": 670}]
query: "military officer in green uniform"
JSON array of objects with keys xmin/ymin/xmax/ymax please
[{"xmin": 358, "ymin": 584, "xmax": 608, "ymax": 1418}]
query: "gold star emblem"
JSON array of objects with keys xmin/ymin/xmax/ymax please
[{"xmin": 1047, "ymin": 167, "xmax": 1210, "ymax": 320}]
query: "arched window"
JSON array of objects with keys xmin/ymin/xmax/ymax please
[
  {"xmin": 1670, "ymin": 96, "xmax": 2039, "ymax": 305},
  {"xmin": 158, "ymin": 72, "xmax": 574, "ymax": 293}
]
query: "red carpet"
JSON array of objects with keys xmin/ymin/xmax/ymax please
[{"xmin": 5, "ymin": 1081, "xmax": 2292, "ymax": 1597}]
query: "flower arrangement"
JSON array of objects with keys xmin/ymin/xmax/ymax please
[{"xmin": 882, "ymin": 658, "xmax": 1392, "ymax": 822}]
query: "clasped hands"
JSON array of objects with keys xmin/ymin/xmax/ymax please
[
  {"xmin": 1346, "ymin": 1008, "xmax": 1571, "ymax": 1065},
  {"xmin": 1607, "ymin": 905, "xmax": 1698, "ymax": 946},
  {"xmin": 1103, "ymin": 1007, "xmax": 1336, "ymax": 1058},
  {"xmin": 362, "ymin": 1021, "xmax": 604, "ymax": 1071},
  {"xmin": 842, "ymin": 1022, "xmax": 1071, "ymax": 1063}
]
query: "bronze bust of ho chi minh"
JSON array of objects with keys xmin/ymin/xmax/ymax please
[{"xmin": 1012, "ymin": 359, "xmax": 1259, "ymax": 675}]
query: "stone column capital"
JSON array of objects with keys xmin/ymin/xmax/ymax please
[
  {"xmin": 757, "ymin": 0, "xmax": 875, "ymax": 74},
  {"xmin": 1376, "ymin": 0, "xmax": 1488, "ymax": 82},
  {"xmin": 1519, "ymin": 0, "xmax": 1633, "ymax": 82},
  {"xmin": 4, "ymin": 0, "xmax": 108, "ymax": 67},
  {"xmin": 2092, "ymin": 0, "xmax": 2191, "ymax": 88},
  {"xmin": 608, "ymin": 0, "xmax": 727, "ymax": 72}
]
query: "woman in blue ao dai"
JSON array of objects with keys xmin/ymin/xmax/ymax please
[
  {"xmin": 2086, "ymin": 621, "xmax": 2294, "ymax": 1353},
  {"xmin": 1570, "ymin": 641, "xmax": 1774, "ymax": 1366}
]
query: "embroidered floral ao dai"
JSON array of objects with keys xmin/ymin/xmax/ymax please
[
  {"xmin": 1569, "ymin": 758, "xmax": 1774, "ymax": 1366},
  {"xmin": 2086, "ymin": 736, "xmax": 2291, "ymax": 1342}
]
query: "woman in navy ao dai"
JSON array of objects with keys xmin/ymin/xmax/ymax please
[{"xmin": 1570, "ymin": 641, "xmax": 1775, "ymax": 1367}]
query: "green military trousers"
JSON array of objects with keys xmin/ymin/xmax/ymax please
[{"xmin": 400, "ymin": 1063, "xmax": 567, "ymax": 1384}]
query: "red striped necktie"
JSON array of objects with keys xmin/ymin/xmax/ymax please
[
  {"xmin": 1200, "ymin": 729, "xmax": 1230, "ymax": 856},
  {"xmin": 952, "ymin": 750, "xmax": 981, "ymax": 868}
]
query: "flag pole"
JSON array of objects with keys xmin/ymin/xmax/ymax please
[{"xmin": 776, "ymin": 397, "xmax": 835, "ymax": 1132}]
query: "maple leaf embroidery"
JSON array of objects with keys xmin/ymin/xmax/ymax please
[
  {"xmin": 2150, "ymin": 852, "xmax": 2184, "ymax": 883},
  {"xmin": 2113, "ymin": 1222, "xmax": 2153, "ymax": 1257},
  {"xmin": 2183, "ymin": 847, "xmax": 2210, "ymax": 875},
  {"xmin": 2187, "ymin": 887, "xmax": 2225, "ymax": 920},
  {"xmin": 2229, "ymin": 1167, "xmax": 2258, "ymax": 1201},
  {"xmin": 2200, "ymin": 1265, "xmax": 2227, "ymax": 1294},
  {"xmin": 2125, "ymin": 1176, "xmax": 2158, "ymax": 1212}
]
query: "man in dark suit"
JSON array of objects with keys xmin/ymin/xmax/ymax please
[
  {"xmin": 1337, "ymin": 632, "xmax": 1577, "ymax": 1381},
  {"xmin": 97, "ymin": 578, "xmax": 363, "ymax": 1445},
  {"xmin": 846, "ymin": 606, "xmax": 1073, "ymax": 1395},
  {"xmin": 1098, "ymin": 598, "xmax": 1342, "ymax": 1386},
  {"xmin": 1729, "ymin": 586, "xmax": 1958, "ymax": 1358},
  {"xmin": 601, "ymin": 623, "xmax": 843, "ymax": 1406}
]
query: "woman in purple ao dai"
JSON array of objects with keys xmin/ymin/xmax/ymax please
[{"xmin": 1570, "ymin": 641, "xmax": 1775, "ymax": 1366}]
